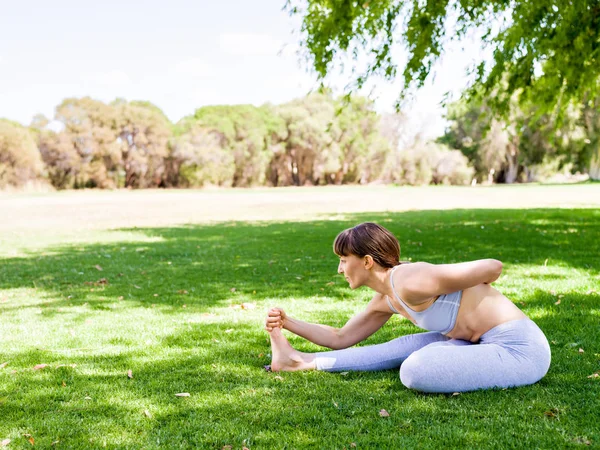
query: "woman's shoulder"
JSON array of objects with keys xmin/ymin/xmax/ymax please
[{"xmin": 367, "ymin": 292, "xmax": 397, "ymax": 314}]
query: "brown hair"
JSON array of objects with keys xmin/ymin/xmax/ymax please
[{"xmin": 333, "ymin": 222, "xmax": 400, "ymax": 268}]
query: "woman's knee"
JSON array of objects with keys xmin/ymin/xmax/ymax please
[{"xmin": 399, "ymin": 353, "xmax": 426, "ymax": 391}]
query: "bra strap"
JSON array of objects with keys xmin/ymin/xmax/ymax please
[{"xmin": 389, "ymin": 265, "xmax": 415, "ymax": 313}]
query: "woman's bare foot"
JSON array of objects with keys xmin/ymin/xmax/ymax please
[{"xmin": 269, "ymin": 327, "xmax": 316, "ymax": 372}]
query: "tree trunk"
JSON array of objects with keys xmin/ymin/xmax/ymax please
[{"xmin": 590, "ymin": 145, "xmax": 600, "ymax": 180}]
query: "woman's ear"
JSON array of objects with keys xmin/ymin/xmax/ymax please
[{"xmin": 364, "ymin": 255, "xmax": 374, "ymax": 269}]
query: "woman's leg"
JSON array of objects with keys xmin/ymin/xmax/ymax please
[
  {"xmin": 399, "ymin": 319, "xmax": 551, "ymax": 393},
  {"xmin": 268, "ymin": 326, "xmax": 449, "ymax": 372}
]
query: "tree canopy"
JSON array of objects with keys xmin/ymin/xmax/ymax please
[{"xmin": 285, "ymin": 0, "xmax": 600, "ymax": 116}]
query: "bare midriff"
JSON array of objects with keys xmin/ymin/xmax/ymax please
[
  {"xmin": 445, "ymin": 284, "xmax": 527, "ymax": 342},
  {"xmin": 385, "ymin": 284, "xmax": 527, "ymax": 342}
]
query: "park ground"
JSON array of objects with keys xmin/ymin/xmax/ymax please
[{"xmin": 1, "ymin": 183, "xmax": 599, "ymax": 448}]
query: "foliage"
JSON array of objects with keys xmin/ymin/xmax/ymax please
[
  {"xmin": 441, "ymin": 92, "xmax": 591, "ymax": 182},
  {"xmin": 111, "ymin": 99, "xmax": 172, "ymax": 188},
  {"xmin": 285, "ymin": 0, "xmax": 600, "ymax": 118},
  {"xmin": 0, "ymin": 93, "xmax": 534, "ymax": 190},
  {"xmin": 0, "ymin": 119, "xmax": 46, "ymax": 188},
  {"xmin": 177, "ymin": 104, "xmax": 285, "ymax": 187},
  {"xmin": 169, "ymin": 126, "xmax": 235, "ymax": 187},
  {"xmin": 384, "ymin": 140, "xmax": 473, "ymax": 185},
  {"xmin": 51, "ymin": 97, "xmax": 121, "ymax": 188}
]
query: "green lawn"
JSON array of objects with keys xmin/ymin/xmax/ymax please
[{"xmin": 1, "ymin": 191, "xmax": 599, "ymax": 448}]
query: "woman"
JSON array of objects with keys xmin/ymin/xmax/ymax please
[{"xmin": 264, "ymin": 222, "xmax": 551, "ymax": 393}]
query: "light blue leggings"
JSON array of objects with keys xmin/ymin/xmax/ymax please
[{"xmin": 315, "ymin": 318, "xmax": 551, "ymax": 393}]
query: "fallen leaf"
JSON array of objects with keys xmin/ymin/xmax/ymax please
[
  {"xmin": 118, "ymin": 296, "xmax": 124, "ymax": 300},
  {"xmin": 379, "ymin": 409, "xmax": 390, "ymax": 417},
  {"xmin": 127, "ymin": 369, "xmax": 133, "ymax": 379},
  {"xmin": 225, "ymin": 329, "xmax": 233, "ymax": 333},
  {"xmin": 274, "ymin": 376, "xmax": 284, "ymax": 381},
  {"xmin": 95, "ymin": 265, "xmax": 103, "ymax": 271},
  {"xmin": 175, "ymin": 393, "xmax": 190, "ymax": 397},
  {"xmin": 350, "ymin": 444, "xmax": 357, "ymax": 448},
  {"xmin": 326, "ymin": 282, "xmax": 335, "ymax": 286},
  {"xmin": 452, "ymin": 392, "xmax": 460, "ymax": 396},
  {"xmin": 573, "ymin": 437, "xmax": 592, "ymax": 445},
  {"xmin": 23, "ymin": 434, "xmax": 34, "ymax": 445},
  {"xmin": 143, "ymin": 410, "xmax": 152, "ymax": 418},
  {"xmin": 579, "ymin": 348, "xmax": 585, "ymax": 353},
  {"xmin": 588, "ymin": 372, "xmax": 599, "ymax": 379},
  {"xmin": 51, "ymin": 439, "xmax": 60, "ymax": 446},
  {"xmin": 230, "ymin": 288, "xmax": 236, "ymax": 293},
  {"xmin": 153, "ymin": 294, "xmax": 159, "ymax": 297},
  {"xmin": 222, "ymin": 446, "xmax": 232, "ymax": 450},
  {"xmin": 544, "ymin": 408, "xmax": 559, "ymax": 418},
  {"xmin": 133, "ymin": 285, "xmax": 141, "ymax": 289},
  {"xmin": 1, "ymin": 439, "xmax": 11, "ymax": 447},
  {"xmin": 33, "ymin": 364, "xmax": 48, "ymax": 370},
  {"xmin": 62, "ymin": 381, "xmax": 66, "ymax": 387},
  {"xmin": 340, "ymin": 372, "xmax": 349, "ymax": 376},
  {"xmin": 177, "ymin": 290, "xmax": 188, "ymax": 295},
  {"xmin": 554, "ymin": 299, "xmax": 561, "ymax": 305},
  {"xmin": 0, "ymin": 362, "xmax": 8, "ymax": 369},
  {"xmin": 241, "ymin": 302, "xmax": 256, "ymax": 310},
  {"xmin": 84, "ymin": 396, "xmax": 92, "ymax": 400}
]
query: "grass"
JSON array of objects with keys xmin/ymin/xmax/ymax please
[{"xmin": 1, "ymin": 192, "xmax": 600, "ymax": 448}]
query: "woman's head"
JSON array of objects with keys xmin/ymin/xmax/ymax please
[{"xmin": 334, "ymin": 222, "xmax": 400, "ymax": 269}]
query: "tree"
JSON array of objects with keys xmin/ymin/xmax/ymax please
[
  {"xmin": 111, "ymin": 99, "xmax": 172, "ymax": 188},
  {"xmin": 334, "ymin": 95, "xmax": 391, "ymax": 183},
  {"xmin": 275, "ymin": 93, "xmax": 340, "ymax": 186},
  {"xmin": 177, "ymin": 105, "xmax": 285, "ymax": 187},
  {"xmin": 53, "ymin": 97, "xmax": 121, "ymax": 188},
  {"xmin": 441, "ymin": 93, "xmax": 589, "ymax": 182},
  {"xmin": 286, "ymin": 0, "xmax": 600, "ymax": 118},
  {"xmin": 168, "ymin": 126, "xmax": 235, "ymax": 187},
  {"xmin": 0, "ymin": 119, "xmax": 46, "ymax": 188}
]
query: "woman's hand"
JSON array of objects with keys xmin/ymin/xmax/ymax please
[{"xmin": 265, "ymin": 307, "xmax": 287, "ymax": 331}]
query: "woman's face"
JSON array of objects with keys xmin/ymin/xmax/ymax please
[{"xmin": 337, "ymin": 254, "xmax": 366, "ymax": 289}]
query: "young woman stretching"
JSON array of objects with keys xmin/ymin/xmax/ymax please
[{"xmin": 264, "ymin": 222, "xmax": 551, "ymax": 393}]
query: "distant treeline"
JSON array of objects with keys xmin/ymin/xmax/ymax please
[{"xmin": 0, "ymin": 91, "xmax": 597, "ymax": 190}]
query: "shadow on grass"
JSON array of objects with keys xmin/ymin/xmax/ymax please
[
  {"xmin": 1, "ymin": 208, "xmax": 599, "ymax": 447},
  {"xmin": 0, "ymin": 208, "xmax": 598, "ymax": 316}
]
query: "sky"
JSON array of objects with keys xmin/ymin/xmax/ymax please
[{"xmin": 0, "ymin": 0, "xmax": 484, "ymax": 138}]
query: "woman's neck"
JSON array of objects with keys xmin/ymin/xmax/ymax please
[{"xmin": 366, "ymin": 266, "xmax": 395, "ymax": 296}]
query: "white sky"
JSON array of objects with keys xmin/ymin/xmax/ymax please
[{"xmin": 0, "ymin": 0, "xmax": 485, "ymax": 138}]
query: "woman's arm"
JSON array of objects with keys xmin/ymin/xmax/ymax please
[
  {"xmin": 266, "ymin": 295, "xmax": 393, "ymax": 350},
  {"xmin": 398, "ymin": 259, "xmax": 503, "ymax": 304}
]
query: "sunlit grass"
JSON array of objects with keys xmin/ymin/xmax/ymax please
[{"xmin": 1, "ymin": 207, "xmax": 599, "ymax": 448}]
